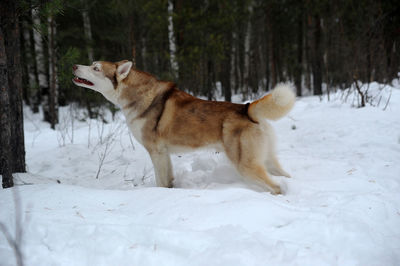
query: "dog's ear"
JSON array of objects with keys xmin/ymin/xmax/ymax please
[{"xmin": 116, "ymin": 61, "xmax": 132, "ymax": 80}]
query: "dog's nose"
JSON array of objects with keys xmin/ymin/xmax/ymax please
[{"xmin": 72, "ymin": 65, "xmax": 78, "ymax": 71}]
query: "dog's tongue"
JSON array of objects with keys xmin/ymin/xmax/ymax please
[{"xmin": 74, "ymin": 76, "xmax": 94, "ymax": 86}]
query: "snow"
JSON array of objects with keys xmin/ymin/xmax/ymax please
[{"xmin": 1, "ymin": 82, "xmax": 400, "ymax": 265}]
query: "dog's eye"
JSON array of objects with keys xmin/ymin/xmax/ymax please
[{"xmin": 93, "ymin": 66, "xmax": 100, "ymax": 71}]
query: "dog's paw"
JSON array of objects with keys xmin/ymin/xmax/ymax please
[
  {"xmin": 271, "ymin": 181, "xmax": 288, "ymax": 195},
  {"xmin": 270, "ymin": 184, "xmax": 282, "ymax": 195}
]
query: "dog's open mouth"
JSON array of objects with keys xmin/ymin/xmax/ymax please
[{"xmin": 73, "ymin": 76, "xmax": 94, "ymax": 86}]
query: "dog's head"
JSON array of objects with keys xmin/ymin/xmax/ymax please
[{"xmin": 72, "ymin": 60, "xmax": 133, "ymax": 104}]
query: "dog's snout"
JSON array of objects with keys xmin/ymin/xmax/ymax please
[{"xmin": 72, "ymin": 65, "xmax": 78, "ymax": 71}]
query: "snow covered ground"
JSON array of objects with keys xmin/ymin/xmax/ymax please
[{"xmin": 1, "ymin": 81, "xmax": 400, "ymax": 265}]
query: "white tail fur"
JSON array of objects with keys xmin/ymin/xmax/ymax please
[{"xmin": 248, "ymin": 83, "xmax": 295, "ymax": 122}]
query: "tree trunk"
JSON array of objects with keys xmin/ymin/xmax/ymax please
[
  {"xmin": 223, "ymin": 33, "xmax": 232, "ymax": 102},
  {"xmin": 4, "ymin": 1, "xmax": 26, "ymax": 173},
  {"xmin": 295, "ymin": 10, "xmax": 303, "ymax": 96},
  {"xmin": 234, "ymin": 34, "xmax": 241, "ymax": 95},
  {"xmin": 81, "ymin": 0, "xmax": 94, "ymax": 63},
  {"xmin": 265, "ymin": 7, "xmax": 277, "ymax": 89},
  {"xmin": 305, "ymin": 15, "xmax": 312, "ymax": 91},
  {"xmin": 0, "ymin": 0, "xmax": 26, "ymax": 185},
  {"xmin": 141, "ymin": 36, "xmax": 147, "ymax": 71},
  {"xmin": 20, "ymin": 21, "xmax": 31, "ymax": 106},
  {"xmin": 47, "ymin": 15, "xmax": 58, "ymax": 129},
  {"xmin": 0, "ymin": 26, "xmax": 14, "ymax": 188},
  {"xmin": 167, "ymin": 0, "xmax": 179, "ymax": 78},
  {"xmin": 32, "ymin": 7, "xmax": 48, "ymax": 110},
  {"xmin": 27, "ymin": 6, "xmax": 41, "ymax": 113},
  {"xmin": 312, "ymin": 15, "xmax": 323, "ymax": 95},
  {"xmin": 262, "ymin": 12, "xmax": 270, "ymax": 91},
  {"xmin": 129, "ymin": 15, "xmax": 137, "ymax": 66},
  {"xmin": 243, "ymin": 2, "xmax": 253, "ymax": 98},
  {"xmin": 206, "ymin": 59, "xmax": 214, "ymax": 100},
  {"xmin": 230, "ymin": 31, "xmax": 237, "ymax": 95}
]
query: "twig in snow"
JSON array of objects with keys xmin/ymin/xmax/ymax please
[
  {"xmin": 353, "ymin": 78, "xmax": 366, "ymax": 107},
  {"xmin": 95, "ymin": 135, "xmax": 113, "ymax": 179},
  {"xmin": 383, "ymin": 88, "xmax": 392, "ymax": 111},
  {"xmin": 94, "ymin": 121, "xmax": 125, "ymax": 179}
]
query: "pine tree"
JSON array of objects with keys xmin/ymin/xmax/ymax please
[{"xmin": 0, "ymin": 0, "xmax": 26, "ymax": 187}]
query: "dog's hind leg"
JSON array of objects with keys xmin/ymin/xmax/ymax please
[
  {"xmin": 266, "ymin": 156, "xmax": 291, "ymax": 178},
  {"xmin": 238, "ymin": 163, "xmax": 282, "ymax": 194},
  {"xmin": 149, "ymin": 151, "xmax": 174, "ymax": 188},
  {"xmin": 223, "ymin": 126, "xmax": 282, "ymax": 194}
]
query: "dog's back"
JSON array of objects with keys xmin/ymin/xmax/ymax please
[{"xmin": 157, "ymin": 89, "xmax": 252, "ymax": 148}]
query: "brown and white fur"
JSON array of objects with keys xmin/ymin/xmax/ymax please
[{"xmin": 72, "ymin": 60, "xmax": 295, "ymax": 194}]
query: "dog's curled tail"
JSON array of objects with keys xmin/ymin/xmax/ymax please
[{"xmin": 248, "ymin": 83, "xmax": 295, "ymax": 122}]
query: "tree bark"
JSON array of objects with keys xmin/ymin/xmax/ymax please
[
  {"xmin": 295, "ymin": 10, "xmax": 304, "ymax": 96},
  {"xmin": 206, "ymin": 59, "xmax": 214, "ymax": 100},
  {"xmin": 223, "ymin": 33, "xmax": 232, "ymax": 102},
  {"xmin": 234, "ymin": 34, "xmax": 241, "ymax": 95},
  {"xmin": 0, "ymin": 0, "xmax": 26, "ymax": 186},
  {"xmin": 47, "ymin": 15, "xmax": 58, "ymax": 129},
  {"xmin": 265, "ymin": 7, "xmax": 277, "ymax": 89},
  {"xmin": 261, "ymin": 9, "xmax": 270, "ymax": 91},
  {"xmin": 129, "ymin": 15, "xmax": 137, "ymax": 66},
  {"xmin": 32, "ymin": 7, "xmax": 48, "ymax": 111},
  {"xmin": 305, "ymin": 14, "xmax": 313, "ymax": 91},
  {"xmin": 243, "ymin": 2, "xmax": 253, "ymax": 98},
  {"xmin": 168, "ymin": 0, "xmax": 179, "ymax": 78},
  {"xmin": 230, "ymin": 31, "xmax": 239, "ymax": 95},
  {"xmin": 2, "ymin": 0, "xmax": 26, "ymax": 174},
  {"xmin": 27, "ymin": 6, "xmax": 41, "ymax": 113},
  {"xmin": 312, "ymin": 15, "xmax": 323, "ymax": 95},
  {"xmin": 20, "ymin": 21, "xmax": 31, "ymax": 106},
  {"xmin": 0, "ymin": 26, "xmax": 14, "ymax": 188},
  {"xmin": 81, "ymin": 0, "xmax": 94, "ymax": 63}
]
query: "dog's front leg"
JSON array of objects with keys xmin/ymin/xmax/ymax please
[{"xmin": 149, "ymin": 150, "xmax": 174, "ymax": 188}]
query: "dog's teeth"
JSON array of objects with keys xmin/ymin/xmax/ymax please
[{"xmin": 73, "ymin": 76, "xmax": 93, "ymax": 86}]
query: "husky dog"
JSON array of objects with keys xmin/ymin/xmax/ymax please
[{"xmin": 73, "ymin": 60, "xmax": 295, "ymax": 194}]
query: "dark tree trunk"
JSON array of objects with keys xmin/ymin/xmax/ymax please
[
  {"xmin": 305, "ymin": 15, "xmax": 312, "ymax": 91},
  {"xmin": 233, "ymin": 38, "xmax": 240, "ymax": 94},
  {"xmin": 1, "ymin": 0, "xmax": 27, "ymax": 187},
  {"xmin": 1, "ymin": 0, "xmax": 26, "ymax": 174},
  {"xmin": 366, "ymin": 37, "xmax": 372, "ymax": 82},
  {"xmin": 32, "ymin": 7, "xmax": 49, "ymax": 120},
  {"xmin": 262, "ymin": 18, "xmax": 270, "ymax": 91},
  {"xmin": 266, "ymin": 10, "xmax": 277, "ymax": 88},
  {"xmin": 47, "ymin": 15, "xmax": 58, "ymax": 129},
  {"xmin": 129, "ymin": 15, "xmax": 137, "ymax": 66},
  {"xmin": 20, "ymin": 21, "xmax": 31, "ymax": 106},
  {"xmin": 312, "ymin": 15, "xmax": 323, "ymax": 95},
  {"xmin": 295, "ymin": 9, "xmax": 303, "ymax": 96},
  {"xmin": 206, "ymin": 59, "xmax": 214, "ymax": 100},
  {"xmin": 0, "ymin": 26, "xmax": 14, "ymax": 188},
  {"xmin": 27, "ymin": 6, "xmax": 41, "ymax": 113},
  {"xmin": 222, "ymin": 33, "xmax": 232, "ymax": 102},
  {"xmin": 175, "ymin": 0, "xmax": 184, "ymax": 86}
]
